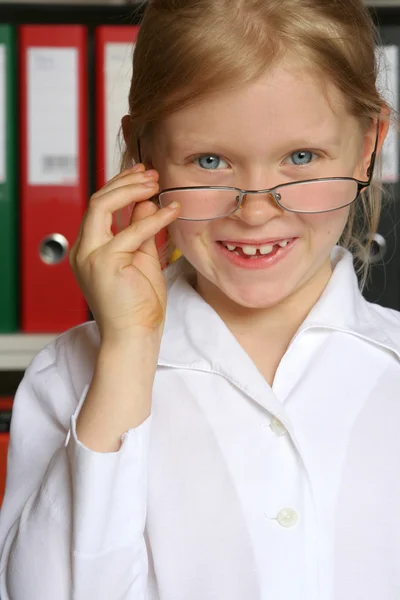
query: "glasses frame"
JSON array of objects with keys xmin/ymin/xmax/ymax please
[{"xmin": 137, "ymin": 121, "xmax": 380, "ymax": 222}]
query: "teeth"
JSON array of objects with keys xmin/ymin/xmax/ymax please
[
  {"xmin": 242, "ymin": 246, "xmax": 257, "ymax": 256},
  {"xmin": 222, "ymin": 239, "xmax": 291, "ymax": 254},
  {"xmin": 259, "ymin": 245, "xmax": 274, "ymax": 255}
]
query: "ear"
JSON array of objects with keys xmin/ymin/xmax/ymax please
[
  {"xmin": 121, "ymin": 114, "xmax": 131, "ymax": 145},
  {"xmin": 121, "ymin": 114, "xmax": 155, "ymax": 170},
  {"xmin": 360, "ymin": 109, "xmax": 390, "ymax": 179},
  {"xmin": 121, "ymin": 114, "xmax": 137, "ymax": 165},
  {"xmin": 374, "ymin": 106, "xmax": 390, "ymax": 158}
]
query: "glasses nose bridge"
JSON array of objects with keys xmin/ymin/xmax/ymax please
[{"xmin": 239, "ymin": 187, "xmax": 278, "ymax": 207}]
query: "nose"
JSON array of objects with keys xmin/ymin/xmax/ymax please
[{"xmin": 232, "ymin": 191, "xmax": 283, "ymax": 226}]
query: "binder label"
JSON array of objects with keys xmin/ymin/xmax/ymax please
[
  {"xmin": 0, "ymin": 45, "xmax": 5, "ymax": 185},
  {"xmin": 105, "ymin": 43, "xmax": 134, "ymax": 181},
  {"xmin": 28, "ymin": 47, "xmax": 79, "ymax": 186}
]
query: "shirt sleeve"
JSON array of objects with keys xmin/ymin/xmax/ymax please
[{"xmin": 0, "ymin": 341, "xmax": 152, "ymax": 600}]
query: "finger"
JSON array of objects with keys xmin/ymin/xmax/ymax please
[
  {"xmin": 94, "ymin": 165, "xmax": 145, "ymax": 197},
  {"xmin": 108, "ymin": 202, "xmax": 180, "ymax": 255},
  {"xmin": 69, "ymin": 211, "xmax": 87, "ymax": 267},
  {"xmin": 75, "ymin": 166, "xmax": 150, "ymax": 244},
  {"xmin": 130, "ymin": 191, "xmax": 161, "ymax": 222},
  {"xmin": 95, "ymin": 167, "xmax": 158, "ymax": 198},
  {"xmin": 98, "ymin": 180, "xmax": 159, "ymax": 218},
  {"xmin": 78, "ymin": 181, "xmax": 160, "ymax": 257},
  {"xmin": 71, "ymin": 164, "xmax": 149, "ymax": 263},
  {"xmin": 108, "ymin": 163, "xmax": 145, "ymax": 185}
]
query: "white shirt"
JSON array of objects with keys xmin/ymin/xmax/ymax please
[{"xmin": 1, "ymin": 246, "xmax": 400, "ymax": 600}]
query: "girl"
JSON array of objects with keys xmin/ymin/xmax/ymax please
[{"xmin": 0, "ymin": 0, "xmax": 399, "ymax": 598}]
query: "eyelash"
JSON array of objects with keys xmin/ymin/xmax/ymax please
[{"xmin": 190, "ymin": 151, "xmax": 321, "ymax": 170}]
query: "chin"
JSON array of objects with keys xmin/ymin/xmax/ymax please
[{"xmin": 215, "ymin": 278, "xmax": 296, "ymax": 310}]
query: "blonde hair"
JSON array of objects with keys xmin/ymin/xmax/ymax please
[{"xmin": 122, "ymin": 0, "xmax": 392, "ymax": 288}]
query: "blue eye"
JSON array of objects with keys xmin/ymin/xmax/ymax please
[
  {"xmin": 194, "ymin": 155, "xmax": 228, "ymax": 170},
  {"xmin": 288, "ymin": 151, "xmax": 315, "ymax": 166}
]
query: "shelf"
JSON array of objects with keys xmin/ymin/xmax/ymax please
[
  {"xmin": 0, "ymin": 334, "xmax": 57, "ymax": 370},
  {"xmin": 0, "ymin": 0, "xmax": 131, "ymax": 4},
  {"xmin": 0, "ymin": 2, "xmax": 145, "ymax": 25}
]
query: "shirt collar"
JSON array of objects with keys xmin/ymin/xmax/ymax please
[
  {"xmin": 159, "ymin": 246, "xmax": 400, "ymax": 374},
  {"xmin": 297, "ymin": 246, "xmax": 400, "ymax": 360}
]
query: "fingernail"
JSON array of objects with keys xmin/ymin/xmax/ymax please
[
  {"xmin": 132, "ymin": 163, "xmax": 143, "ymax": 172},
  {"xmin": 143, "ymin": 170, "xmax": 157, "ymax": 178},
  {"xmin": 167, "ymin": 201, "xmax": 180, "ymax": 210},
  {"xmin": 144, "ymin": 180, "xmax": 157, "ymax": 187}
]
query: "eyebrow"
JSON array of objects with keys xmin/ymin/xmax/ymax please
[
  {"xmin": 278, "ymin": 136, "xmax": 342, "ymax": 149},
  {"xmin": 169, "ymin": 134, "xmax": 342, "ymax": 153}
]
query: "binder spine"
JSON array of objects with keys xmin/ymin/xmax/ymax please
[
  {"xmin": 95, "ymin": 25, "xmax": 171, "ymax": 269},
  {"xmin": 0, "ymin": 397, "xmax": 13, "ymax": 506},
  {"xmin": 19, "ymin": 25, "xmax": 89, "ymax": 333},
  {"xmin": 0, "ymin": 26, "xmax": 17, "ymax": 333}
]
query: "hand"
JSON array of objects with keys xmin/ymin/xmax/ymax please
[{"xmin": 69, "ymin": 164, "xmax": 180, "ymax": 343}]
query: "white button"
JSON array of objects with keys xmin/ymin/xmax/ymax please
[
  {"xmin": 277, "ymin": 508, "xmax": 299, "ymax": 528},
  {"xmin": 269, "ymin": 417, "xmax": 287, "ymax": 436}
]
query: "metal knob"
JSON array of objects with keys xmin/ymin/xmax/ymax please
[{"xmin": 39, "ymin": 233, "xmax": 69, "ymax": 265}]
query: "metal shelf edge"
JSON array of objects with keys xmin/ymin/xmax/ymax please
[{"xmin": 0, "ymin": 334, "xmax": 58, "ymax": 370}]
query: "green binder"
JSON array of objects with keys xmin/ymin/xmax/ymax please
[{"xmin": 0, "ymin": 25, "xmax": 17, "ymax": 332}]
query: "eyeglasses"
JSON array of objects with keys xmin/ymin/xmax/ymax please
[{"xmin": 138, "ymin": 122, "xmax": 380, "ymax": 221}]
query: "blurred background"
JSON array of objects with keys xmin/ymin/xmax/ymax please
[{"xmin": 0, "ymin": 0, "xmax": 399, "ymax": 503}]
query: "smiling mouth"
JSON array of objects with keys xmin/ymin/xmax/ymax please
[{"xmin": 218, "ymin": 238, "xmax": 295, "ymax": 258}]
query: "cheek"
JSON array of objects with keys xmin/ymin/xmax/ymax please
[
  {"xmin": 303, "ymin": 207, "xmax": 350, "ymax": 240},
  {"xmin": 168, "ymin": 221, "xmax": 208, "ymax": 251}
]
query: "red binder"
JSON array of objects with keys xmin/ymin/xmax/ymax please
[
  {"xmin": 95, "ymin": 26, "xmax": 170, "ymax": 269},
  {"xmin": 0, "ymin": 397, "xmax": 13, "ymax": 507},
  {"xmin": 20, "ymin": 25, "xmax": 88, "ymax": 333}
]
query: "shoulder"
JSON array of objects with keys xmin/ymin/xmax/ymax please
[
  {"xmin": 26, "ymin": 320, "xmax": 101, "ymax": 400},
  {"xmin": 364, "ymin": 299, "xmax": 400, "ymax": 358},
  {"xmin": 368, "ymin": 301, "xmax": 400, "ymax": 326}
]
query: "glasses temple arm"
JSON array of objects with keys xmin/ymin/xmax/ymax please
[{"xmin": 366, "ymin": 121, "xmax": 380, "ymax": 180}]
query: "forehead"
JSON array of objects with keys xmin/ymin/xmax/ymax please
[{"xmin": 156, "ymin": 58, "xmax": 358, "ymax": 149}]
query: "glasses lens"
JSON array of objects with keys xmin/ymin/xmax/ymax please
[
  {"xmin": 158, "ymin": 189, "xmax": 239, "ymax": 220},
  {"xmin": 276, "ymin": 179, "xmax": 359, "ymax": 212}
]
